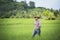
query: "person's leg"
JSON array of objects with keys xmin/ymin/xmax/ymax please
[
  {"xmin": 32, "ymin": 30, "xmax": 37, "ymax": 38},
  {"xmin": 37, "ymin": 29, "xmax": 41, "ymax": 36},
  {"xmin": 37, "ymin": 29, "xmax": 41, "ymax": 40}
]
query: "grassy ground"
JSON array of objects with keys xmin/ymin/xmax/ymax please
[{"xmin": 0, "ymin": 18, "xmax": 60, "ymax": 40}]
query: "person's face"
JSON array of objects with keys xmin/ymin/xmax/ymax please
[{"xmin": 35, "ymin": 18, "xmax": 38, "ymax": 20}]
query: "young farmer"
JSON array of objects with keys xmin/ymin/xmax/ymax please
[{"xmin": 32, "ymin": 16, "xmax": 41, "ymax": 38}]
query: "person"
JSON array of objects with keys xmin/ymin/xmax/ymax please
[{"xmin": 32, "ymin": 16, "xmax": 41, "ymax": 38}]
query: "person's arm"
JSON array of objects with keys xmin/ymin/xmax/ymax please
[{"xmin": 39, "ymin": 20, "xmax": 41, "ymax": 28}]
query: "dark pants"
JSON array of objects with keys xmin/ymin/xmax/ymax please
[{"xmin": 32, "ymin": 29, "xmax": 41, "ymax": 38}]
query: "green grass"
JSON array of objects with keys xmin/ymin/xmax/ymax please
[{"xmin": 0, "ymin": 18, "xmax": 60, "ymax": 40}]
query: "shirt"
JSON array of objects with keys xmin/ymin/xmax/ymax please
[{"xmin": 34, "ymin": 19, "xmax": 41, "ymax": 29}]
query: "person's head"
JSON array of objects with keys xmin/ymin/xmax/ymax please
[{"xmin": 34, "ymin": 16, "xmax": 40, "ymax": 20}]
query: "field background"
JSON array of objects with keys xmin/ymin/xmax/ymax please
[
  {"xmin": 0, "ymin": 0, "xmax": 60, "ymax": 40},
  {"xmin": 0, "ymin": 18, "xmax": 60, "ymax": 40}
]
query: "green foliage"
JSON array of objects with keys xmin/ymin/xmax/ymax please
[
  {"xmin": 21, "ymin": 1, "xmax": 28, "ymax": 10},
  {"xmin": 0, "ymin": 0, "xmax": 60, "ymax": 20},
  {"xmin": 42, "ymin": 10, "xmax": 55, "ymax": 20},
  {"xmin": 29, "ymin": 1, "xmax": 35, "ymax": 8},
  {"xmin": 54, "ymin": 10, "xmax": 59, "ymax": 17},
  {"xmin": 0, "ymin": 0, "xmax": 16, "ymax": 18}
]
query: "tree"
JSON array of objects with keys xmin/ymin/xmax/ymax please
[
  {"xmin": 59, "ymin": 9, "xmax": 60, "ymax": 12},
  {"xmin": 43, "ymin": 10, "xmax": 55, "ymax": 20},
  {"xmin": 29, "ymin": 1, "xmax": 35, "ymax": 8},
  {"xmin": 0, "ymin": 0, "xmax": 15, "ymax": 18},
  {"xmin": 8, "ymin": 0, "xmax": 14, "ymax": 2},
  {"xmin": 21, "ymin": 1, "xmax": 28, "ymax": 10},
  {"xmin": 50, "ymin": 8, "xmax": 54, "ymax": 12},
  {"xmin": 54, "ymin": 10, "xmax": 59, "ymax": 17}
]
